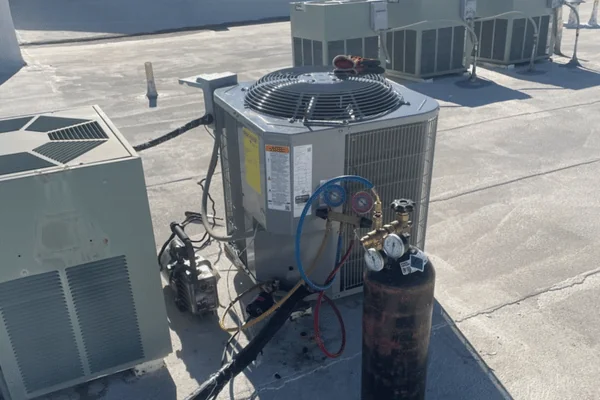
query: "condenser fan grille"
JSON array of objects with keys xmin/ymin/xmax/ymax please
[{"xmin": 244, "ymin": 67, "xmax": 404, "ymax": 123}]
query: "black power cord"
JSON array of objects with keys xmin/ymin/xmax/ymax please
[
  {"xmin": 184, "ymin": 285, "xmax": 311, "ymax": 400},
  {"xmin": 133, "ymin": 114, "xmax": 213, "ymax": 152}
]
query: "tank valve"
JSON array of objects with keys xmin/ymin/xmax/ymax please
[
  {"xmin": 360, "ymin": 198, "xmax": 414, "ymax": 250},
  {"xmin": 391, "ymin": 198, "xmax": 414, "ymax": 214}
]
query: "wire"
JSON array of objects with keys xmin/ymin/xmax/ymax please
[
  {"xmin": 188, "ymin": 179, "xmax": 218, "ymax": 250},
  {"xmin": 184, "ymin": 285, "xmax": 312, "ymax": 400},
  {"xmin": 295, "ymin": 175, "xmax": 375, "ymax": 292},
  {"xmin": 157, "ymin": 213, "xmax": 204, "ymax": 270},
  {"xmin": 200, "ymin": 122, "xmax": 256, "ymax": 242},
  {"xmin": 221, "ymin": 330, "xmax": 241, "ymax": 366},
  {"xmin": 133, "ymin": 114, "xmax": 213, "ymax": 152},
  {"xmin": 313, "ymin": 239, "xmax": 354, "ymax": 359},
  {"xmin": 219, "ymin": 221, "xmax": 333, "ymax": 333}
]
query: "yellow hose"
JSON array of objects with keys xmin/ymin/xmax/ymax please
[{"xmin": 219, "ymin": 221, "xmax": 333, "ymax": 333}]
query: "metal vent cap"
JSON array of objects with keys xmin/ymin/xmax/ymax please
[{"xmin": 244, "ymin": 67, "xmax": 405, "ymax": 125}]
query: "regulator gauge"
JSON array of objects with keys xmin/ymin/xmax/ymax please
[
  {"xmin": 364, "ymin": 248, "xmax": 385, "ymax": 272},
  {"xmin": 352, "ymin": 191, "xmax": 374, "ymax": 214},
  {"xmin": 323, "ymin": 184, "xmax": 347, "ymax": 208},
  {"xmin": 383, "ymin": 234, "xmax": 405, "ymax": 259}
]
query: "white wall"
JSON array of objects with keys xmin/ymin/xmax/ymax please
[
  {"xmin": 0, "ymin": 0, "xmax": 23, "ymax": 71},
  {"xmin": 10, "ymin": 0, "xmax": 294, "ymax": 44}
]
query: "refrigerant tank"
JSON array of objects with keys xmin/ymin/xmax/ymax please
[{"xmin": 362, "ymin": 247, "xmax": 436, "ymax": 400}]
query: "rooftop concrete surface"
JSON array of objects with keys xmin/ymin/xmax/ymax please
[{"xmin": 1, "ymin": 3, "xmax": 600, "ymax": 399}]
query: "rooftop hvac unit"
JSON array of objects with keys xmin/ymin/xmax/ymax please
[
  {"xmin": 473, "ymin": 0, "xmax": 554, "ymax": 65},
  {"xmin": 0, "ymin": 106, "xmax": 171, "ymax": 400},
  {"xmin": 203, "ymin": 67, "xmax": 438, "ymax": 299},
  {"xmin": 290, "ymin": 0, "xmax": 470, "ymax": 80}
]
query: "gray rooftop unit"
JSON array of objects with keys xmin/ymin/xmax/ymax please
[
  {"xmin": 0, "ymin": 106, "xmax": 171, "ymax": 400},
  {"xmin": 211, "ymin": 67, "xmax": 438, "ymax": 298},
  {"xmin": 290, "ymin": 0, "xmax": 470, "ymax": 80},
  {"xmin": 385, "ymin": 0, "xmax": 470, "ymax": 80},
  {"xmin": 474, "ymin": 0, "xmax": 555, "ymax": 66}
]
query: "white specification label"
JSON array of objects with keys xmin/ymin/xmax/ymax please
[
  {"xmin": 265, "ymin": 145, "xmax": 292, "ymax": 212},
  {"xmin": 293, "ymin": 145, "xmax": 313, "ymax": 217}
]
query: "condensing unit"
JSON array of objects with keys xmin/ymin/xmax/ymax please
[
  {"xmin": 290, "ymin": 0, "xmax": 471, "ymax": 80},
  {"xmin": 205, "ymin": 67, "xmax": 439, "ymax": 299},
  {"xmin": 474, "ymin": 0, "xmax": 555, "ymax": 65},
  {"xmin": 0, "ymin": 106, "xmax": 172, "ymax": 400}
]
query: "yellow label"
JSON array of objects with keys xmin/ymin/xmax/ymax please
[{"xmin": 243, "ymin": 128, "xmax": 261, "ymax": 194}]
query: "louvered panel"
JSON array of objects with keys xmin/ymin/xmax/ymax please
[
  {"xmin": 364, "ymin": 36, "xmax": 379, "ymax": 59},
  {"xmin": 33, "ymin": 140, "xmax": 106, "ymax": 164},
  {"xmin": 492, "ymin": 19, "xmax": 509, "ymax": 61},
  {"xmin": 340, "ymin": 118, "xmax": 437, "ymax": 291},
  {"xmin": 293, "ymin": 37, "xmax": 303, "ymax": 67},
  {"xmin": 405, "ymin": 30, "xmax": 417, "ymax": 75},
  {"xmin": 327, "ymin": 40, "xmax": 345, "ymax": 65},
  {"xmin": 452, "ymin": 26, "xmax": 466, "ymax": 70},
  {"xmin": 436, "ymin": 27, "xmax": 453, "ymax": 73},
  {"xmin": 523, "ymin": 17, "xmax": 537, "ymax": 61},
  {"xmin": 537, "ymin": 15, "xmax": 550, "ymax": 56},
  {"xmin": 386, "ymin": 31, "xmax": 394, "ymax": 70},
  {"xmin": 421, "ymin": 29, "xmax": 437, "ymax": 76},
  {"xmin": 313, "ymin": 40, "xmax": 324, "ymax": 65},
  {"xmin": 510, "ymin": 18, "xmax": 527, "ymax": 62},
  {"xmin": 67, "ymin": 256, "xmax": 144, "ymax": 374},
  {"xmin": 0, "ymin": 272, "xmax": 84, "ymax": 394},
  {"xmin": 480, "ymin": 20, "xmax": 495, "ymax": 60},
  {"xmin": 48, "ymin": 121, "xmax": 108, "ymax": 141},
  {"xmin": 393, "ymin": 30, "xmax": 405, "ymax": 73},
  {"xmin": 302, "ymin": 39, "xmax": 313, "ymax": 66},
  {"xmin": 346, "ymin": 38, "xmax": 363, "ymax": 57}
]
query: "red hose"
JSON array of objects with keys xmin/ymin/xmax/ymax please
[{"xmin": 313, "ymin": 240, "xmax": 354, "ymax": 359}]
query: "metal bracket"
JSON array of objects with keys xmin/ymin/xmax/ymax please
[
  {"xmin": 461, "ymin": 0, "xmax": 477, "ymax": 20},
  {"xmin": 179, "ymin": 72, "xmax": 238, "ymax": 125}
]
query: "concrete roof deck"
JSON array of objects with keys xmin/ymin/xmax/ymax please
[{"xmin": 1, "ymin": 3, "xmax": 600, "ymax": 399}]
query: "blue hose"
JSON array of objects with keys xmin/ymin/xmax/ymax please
[{"xmin": 295, "ymin": 175, "xmax": 374, "ymax": 292}]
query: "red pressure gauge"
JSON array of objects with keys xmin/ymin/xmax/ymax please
[{"xmin": 351, "ymin": 191, "xmax": 374, "ymax": 214}]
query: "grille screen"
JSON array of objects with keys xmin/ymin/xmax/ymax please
[
  {"xmin": 388, "ymin": 26, "xmax": 465, "ymax": 77},
  {"xmin": 33, "ymin": 140, "xmax": 106, "ymax": 164},
  {"xmin": 293, "ymin": 37, "xmax": 303, "ymax": 67},
  {"xmin": 48, "ymin": 121, "xmax": 108, "ymax": 141},
  {"xmin": 245, "ymin": 67, "xmax": 404, "ymax": 123},
  {"xmin": 67, "ymin": 256, "xmax": 144, "ymax": 374},
  {"xmin": 0, "ymin": 272, "xmax": 84, "ymax": 393},
  {"xmin": 476, "ymin": 15, "xmax": 551, "ymax": 63},
  {"xmin": 340, "ymin": 118, "xmax": 438, "ymax": 292}
]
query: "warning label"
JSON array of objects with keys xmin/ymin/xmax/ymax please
[
  {"xmin": 293, "ymin": 145, "xmax": 313, "ymax": 218},
  {"xmin": 265, "ymin": 144, "xmax": 291, "ymax": 212}
]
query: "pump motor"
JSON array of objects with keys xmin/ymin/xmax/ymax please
[{"xmin": 160, "ymin": 236, "xmax": 221, "ymax": 316}]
